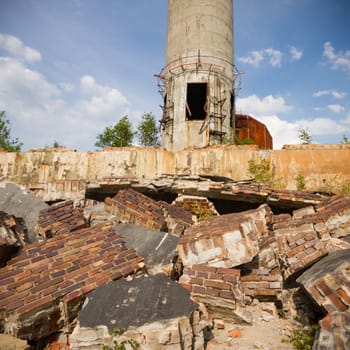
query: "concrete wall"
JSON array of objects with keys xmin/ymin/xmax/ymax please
[{"xmin": 0, "ymin": 144, "xmax": 349, "ymax": 196}]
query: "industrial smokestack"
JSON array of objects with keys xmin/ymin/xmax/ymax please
[{"xmin": 160, "ymin": 0, "xmax": 235, "ymax": 151}]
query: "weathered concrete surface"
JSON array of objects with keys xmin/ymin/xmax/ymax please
[
  {"xmin": 71, "ymin": 275, "xmax": 206, "ymax": 350},
  {"xmin": 0, "ymin": 144, "xmax": 349, "ymax": 201},
  {"xmin": 113, "ymin": 224, "xmax": 179, "ymax": 276},
  {"xmin": 178, "ymin": 204, "xmax": 271, "ymax": 268},
  {"xmin": 77, "ymin": 274, "xmax": 198, "ymax": 330},
  {"xmin": 0, "ymin": 182, "xmax": 48, "ymax": 242}
]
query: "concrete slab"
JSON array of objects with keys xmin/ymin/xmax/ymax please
[
  {"xmin": 77, "ymin": 274, "xmax": 198, "ymax": 330},
  {"xmin": 0, "ymin": 182, "xmax": 48, "ymax": 242},
  {"xmin": 113, "ymin": 223, "xmax": 179, "ymax": 275}
]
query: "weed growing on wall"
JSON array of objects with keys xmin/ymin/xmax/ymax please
[
  {"xmin": 247, "ymin": 156, "xmax": 284, "ymax": 188},
  {"xmin": 295, "ymin": 174, "xmax": 307, "ymax": 191},
  {"xmin": 103, "ymin": 328, "xmax": 140, "ymax": 350}
]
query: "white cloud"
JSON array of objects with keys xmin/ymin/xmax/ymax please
[
  {"xmin": 59, "ymin": 82, "xmax": 75, "ymax": 92},
  {"xmin": 264, "ymin": 48, "xmax": 283, "ymax": 67},
  {"xmin": 0, "ymin": 56, "xmax": 130, "ymax": 150},
  {"xmin": 0, "ymin": 33, "xmax": 41, "ymax": 63},
  {"xmin": 237, "ymin": 50, "xmax": 264, "ymax": 67},
  {"xmin": 313, "ymin": 89, "xmax": 347, "ymax": 99},
  {"xmin": 254, "ymin": 115, "xmax": 300, "ymax": 149},
  {"xmin": 323, "ymin": 41, "xmax": 350, "ymax": 74},
  {"xmin": 236, "ymin": 94, "xmax": 292, "ymax": 115},
  {"xmin": 236, "ymin": 94, "xmax": 350, "ymax": 149},
  {"xmin": 289, "ymin": 46, "xmax": 303, "ymax": 61},
  {"xmin": 238, "ymin": 48, "xmax": 283, "ymax": 67},
  {"xmin": 238, "ymin": 47, "xmax": 291, "ymax": 68},
  {"xmin": 298, "ymin": 117, "xmax": 348, "ymax": 136},
  {"xmin": 327, "ymin": 104, "xmax": 344, "ymax": 113}
]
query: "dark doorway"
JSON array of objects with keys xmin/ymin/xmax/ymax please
[{"xmin": 186, "ymin": 83, "xmax": 207, "ymax": 120}]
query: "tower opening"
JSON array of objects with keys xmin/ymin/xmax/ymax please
[{"xmin": 186, "ymin": 83, "xmax": 207, "ymax": 120}]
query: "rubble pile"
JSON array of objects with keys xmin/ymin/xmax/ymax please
[
  {"xmin": 105, "ymin": 188, "xmax": 195, "ymax": 235},
  {"xmin": 297, "ymin": 249, "xmax": 350, "ymax": 349},
  {"xmin": 0, "ymin": 182, "xmax": 349, "ymax": 349},
  {"xmin": 0, "ymin": 222, "xmax": 144, "ymax": 340}
]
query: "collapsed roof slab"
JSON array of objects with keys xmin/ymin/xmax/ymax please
[
  {"xmin": 86, "ymin": 175, "xmax": 326, "ymax": 212},
  {"xmin": 76, "ymin": 274, "xmax": 198, "ymax": 331},
  {"xmin": 113, "ymin": 223, "xmax": 179, "ymax": 275},
  {"xmin": 0, "ymin": 182, "xmax": 48, "ymax": 242}
]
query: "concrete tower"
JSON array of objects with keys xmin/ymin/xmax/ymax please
[{"xmin": 159, "ymin": 0, "xmax": 235, "ymax": 151}]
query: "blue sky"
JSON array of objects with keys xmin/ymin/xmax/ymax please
[{"xmin": 0, "ymin": 0, "xmax": 349, "ymax": 150}]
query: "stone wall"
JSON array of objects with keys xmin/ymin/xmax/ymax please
[{"xmin": 0, "ymin": 144, "xmax": 349, "ymax": 198}]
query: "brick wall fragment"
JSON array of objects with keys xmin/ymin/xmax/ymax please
[
  {"xmin": 105, "ymin": 189, "xmax": 166, "ymax": 231},
  {"xmin": 36, "ymin": 200, "xmax": 86, "ymax": 239},
  {"xmin": 179, "ymin": 264, "xmax": 247, "ymax": 322},
  {"xmin": 297, "ymin": 249, "xmax": 350, "ymax": 350},
  {"xmin": 0, "ymin": 223, "xmax": 144, "ymax": 340}
]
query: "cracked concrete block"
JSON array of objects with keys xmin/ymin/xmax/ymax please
[
  {"xmin": 178, "ymin": 205, "xmax": 271, "ymax": 268},
  {"xmin": 0, "ymin": 182, "xmax": 48, "ymax": 242},
  {"xmin": 72, "ymin": 275, "xmax": 205, "ymax": 349}
]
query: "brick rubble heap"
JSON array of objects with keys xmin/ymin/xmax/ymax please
[{"xmin": 0, "ymin": 223, "xmax": 144, "ymax": 340}]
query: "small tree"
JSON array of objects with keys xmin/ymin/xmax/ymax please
[
  {"xmin": 298, "ymin": 129, "xmax": 312, "ymax": 144},
  {"xmin": 95, "ymin": 115, "xmax": 135, "ymax": 148},
  {"xmin": 341, "ymin": 134, "xmax": 349, "ymax": 144},
  {"xmin": 0, "ymin": 111, "xmax": 23, "ymax": 152},
  {"xmin": 136, "ymin": 112, "xmax": 160, "ymax": 147}
]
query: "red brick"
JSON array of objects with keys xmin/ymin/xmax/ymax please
[
  {"xmin": 216, "ymin": 268, "xmax": 240, "ymax": 276},
  {"xmin": 181, "ymin": 283, "xmax": 192, "ymax": 293},
  {"xmin": 190, "ymin": 277, "xmax": 204, "ymax": 285},
  {"xmin": 206, "ymin": 287, "xmax": 219, "ymax": 297},
  {"xmin": 17, "ymin": 295, "xmax": 53, "ymax": 318},
  {"xmin": 193, "ymin": 285, "xmax": 206, "ymax": 294},
  {"xmin": 16, "ymin": 282, "xmax": 33, "ymax": 292},
  {"xmin": 0, "ymin": 277, "xmax": 15, "ymax": 286},
  {"xmin": 337, "ymin": 288, "xmax": 350, "ymax": 305},
  {"xmin": 209, "ymin": 273, "xmax": 223, "ymax": 280},
  {"xmin": 6, "ymin": 299, "xmax": 24, "ymax": 312},
  {"xmin": 223, "ymin": 275, "xmax": 237, "ymax": 283},
  {"xmin": 63, "ymin": 289, "xmax": 83, "ymax": 303},
  {"xmin": 31, "ymin": 277, "xmax": 64, "ymax": 293},
  {"xmin": 80, "ymin": 284, "xmax": 96, "ymax": 295},
  {"xmin": 193, "ymin": 264, "xmax": 217, "ymax": 273},
  {"xmin": 241, "ymin": 275, "xmax": 260, "ymax": 282},
  {"xmin": 286, "ymin": 245, "xmax": 304, "ymax": 258},
  {"xmin": 41, "ymin": 284, "xmax": 59, "ymax": 297},
  {"xmin": 196, "ymin": 271, "xmax": 209, "ymax": 279},
  {"xmin": 219, "ymin": 290, "xmax": 234, "ymax": 299},
  {"xmin": 204, "ymin": 280, "xmax": 231, "ymax": 290}
]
